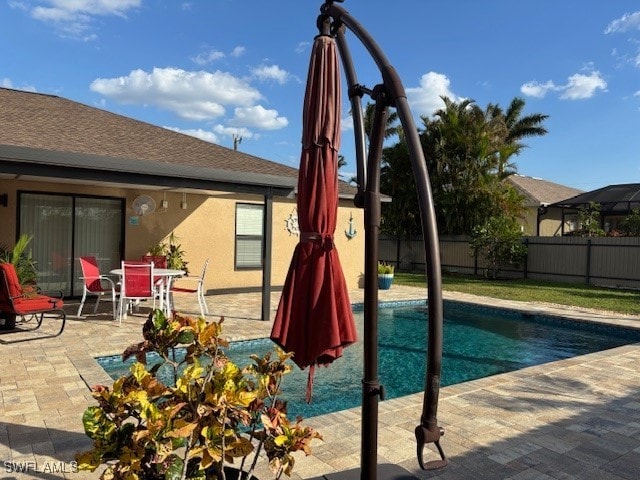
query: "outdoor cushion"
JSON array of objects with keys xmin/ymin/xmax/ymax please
[{"xmin": 12, "ymin": 295, "xmax": 64, "ymax": 315}]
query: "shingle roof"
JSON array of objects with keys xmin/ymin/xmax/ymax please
[
  {"xmin": 0, "ymin": 87, "xmax": 357, "ymax": 197},
  {"xmin": 506, "ymin": 174, "xmax": 583, "ymax": 207}
]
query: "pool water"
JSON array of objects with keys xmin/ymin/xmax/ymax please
[{"xmin": 97, "ymin": 300, "xmax": 640, "ymax": 419}]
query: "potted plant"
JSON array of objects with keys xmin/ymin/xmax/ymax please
[
  {"xmin": 377, "ymin": 261, "xmax": 395, "ymax": 290},
  {"xmin": 166, "ymin": 232, "xmax": 189, "ymax": 274},
  {"xmin": 147, "ymin": 232, "xmax": 189, "ymax": 274},
  {"xmin": 0, "ymin": 234, "xmax": 38, "ymax": 330},
  {"xmin": 76, "ymin": 310, "xmax": 320, "ymax": 479}
]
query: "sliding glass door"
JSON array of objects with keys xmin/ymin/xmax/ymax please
[{"xmin": 19, "ymin": 192, "xmax": 124, "ymax": 297}]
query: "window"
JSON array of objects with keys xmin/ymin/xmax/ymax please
[{"xmin": 235, "ymin": 203, "xmax": 264, "ymax": 269}]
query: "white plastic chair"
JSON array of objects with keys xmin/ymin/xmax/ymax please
[{"xmin": 170, "ymin": 259, "xmax": 209, "ymax": 317}]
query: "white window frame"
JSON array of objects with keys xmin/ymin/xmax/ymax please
[{"xmin": 235, "ymin": 203, "xmax": 264, "ymax": 269}]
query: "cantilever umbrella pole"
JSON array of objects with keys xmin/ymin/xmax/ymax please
[{"xmin": 319, "ymin": 1, "xmax": 447, "ymax": 477}]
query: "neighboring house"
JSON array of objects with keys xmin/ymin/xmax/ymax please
[
  {"xmin": 0, "ymin": 87, "xmax": 364, "ymax": 308},
  {"xmin": 542, "ymin": 183, "xmax": 640, "ymax": 235},
  {"xmin": 506, "ymin": 174, "xmax": 583, "ymax": 236}
]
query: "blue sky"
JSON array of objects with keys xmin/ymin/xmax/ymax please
[{"xmin": 3, "ymin": 1, "xmax": 640, "ymax": 191}]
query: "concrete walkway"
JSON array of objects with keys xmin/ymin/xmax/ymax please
[{"xmin": 1, "ymin": 285, "xmax": 639, "ymax": 479}]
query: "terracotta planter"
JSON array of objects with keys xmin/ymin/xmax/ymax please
[{"xmin": 378, "ymin": 273, "xmax": 394, "ymax": 290}]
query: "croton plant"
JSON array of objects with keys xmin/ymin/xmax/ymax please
[{"xmin": 76, "ymin": 310, "xmax": 321, "ymax": 480}]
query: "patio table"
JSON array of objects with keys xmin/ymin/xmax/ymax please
[{"xmin": 110, "ymin": 268, "xmax": 185, "ymax": 315}]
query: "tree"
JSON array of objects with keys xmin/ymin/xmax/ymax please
[
  {"xmin": 379, "ymin": 138, "xmax": 421, "ymax": 239},
  {"xmin": 469, "ymin": 215, "xmax": 527, "ymax": 279},
  {"xmin": 577, "ymin": 202, "xmax": 605, "ymax": 237},
  {"xmin": 485, "ymin": 97, "xmax": 549, "ymax": 176},
  {"xmin": 379, "ymin": 95, "xmax": 547, "ymax": 238},
  {"xmin": 618, "ymin": 208, "xmax": 640, "ymax": 236},
  {"xmin": 420, "ymin": 97, "xmax": 526, "ymax": 234},
  {"xmin": 363, "ymin": 102, "xmax": 400, "ymax": 141}
]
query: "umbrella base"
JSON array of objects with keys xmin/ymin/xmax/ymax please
[{"xmin": 309, "ymin": 463, "xmax": 417, "ymax": 479}]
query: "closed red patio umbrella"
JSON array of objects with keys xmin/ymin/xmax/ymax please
[{"xmin": 270, "ymin": 31, "xmax": 357, "ymax": 402}]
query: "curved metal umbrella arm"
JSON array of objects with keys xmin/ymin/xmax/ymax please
[
  {"xmin": 321, "ymin": 0, "xmax": 446, "ymax": 471},
  {"xmin": 334, "ymin": 26, "xmax": 367, "ymax": 205}
]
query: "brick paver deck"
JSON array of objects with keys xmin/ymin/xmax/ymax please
[{"xmin": 1, "ymin": 285, "xmax": 639, "ymax": 479}]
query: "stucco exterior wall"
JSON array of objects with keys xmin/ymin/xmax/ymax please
[{"xmin": 0, "ymin": 179, "xmax": 365, "ymax": 293}]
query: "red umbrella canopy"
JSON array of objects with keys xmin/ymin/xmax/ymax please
[{"xmin": 270, "ymin": 34, "xmax": 357, "ymax": 401}]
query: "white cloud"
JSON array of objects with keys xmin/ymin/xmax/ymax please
[
  {"xmin": 521, "ymin": 70, "xmax": 607, "ymax": 100},
  {"xmin": 230, "ymin": 46, "xmax": 245, "ymax": 58},
  {"xmin": 1, "ymin": 77, "xmax": 37, "ymax": 92},
  {"xmin": 605, "ymin": 12, "xmax": 640, "ymax": 70},
  {"xmin": 12, "ymin": 0, "xmax": 141, "ymax": 40},
  {"xmin": 634, "ymin": 90, "xmax": 640, "ymax": 97},
  {"xmin": 604, "ymin": 11, "xmax": 640, "ymax": 34},
  {"xmin": 230, "ymin": 105, "xmax": 288, "ymax": 130},
  {"xmin": 191, "ymin": 49, "xmax": 225, "ymax": 66},
  {"xmin": 295, "ymin": 41, "xmax": 310, "ymax": 54},
  {"xmin": 164, "ymin": 126, "xmax": 219, "ymax": 144},
  {"xmin": 90, "ymin": 67, "xmax": 263, "ymax": 120},
  {"xmin": 560, "ymin": 71, "xmax": 607, "ymax": 99},
  {"xmin": 212, "ymin": 125, "xmax": 253, "ymax": 139},
  {"xmin": 341, "ymin": 114, "xmax": 354, "ymax": 132},
  {"xmin": 406, "ymin": 72, "xmax": 459, "ymax": 117},
  {"xmin": 251, "ymin": 64, "xmax": 290, "ymax": 85},
  {"xmin": 520, "ymin": 80, "xmax": 557, "ymax": 98}
]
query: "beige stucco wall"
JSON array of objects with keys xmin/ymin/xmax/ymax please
[
  {"xmin": 519, "ymin": 205, "xmax": 576, "ymax": 237},
  {"xmin": 0, "ymin": 179, "xmax": 365, "ymax": 292}
]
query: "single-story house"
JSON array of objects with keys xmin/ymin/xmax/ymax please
[
  {"xmin": 506, "ymin": 174, "xmax": 583, "ymax": 236},
  {"xmin": 0, "ymin": 87, "xmax": 364, "ymax": 316}
]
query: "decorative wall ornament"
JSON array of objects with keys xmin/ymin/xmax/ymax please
[
  {"xmin": 285, "ymin": 209, "xmax": 300, "ymax": 236},
  {"xmin": 345, "ymin": 213, "xmax": 357, "ymax": 239}
]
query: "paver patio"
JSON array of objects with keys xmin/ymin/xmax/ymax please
[{"xmin": 1, "ymin": 285, "xmax": 639, "ymax": 479}]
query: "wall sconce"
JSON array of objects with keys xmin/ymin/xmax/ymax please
[
  {"xmin": 181, "ymin": 192, "xmax": 188, "ymax": 210},
  {"xmin": 161, "ymin": 191, "xmax": 169, "ymax": 210},
  {"xmin": 0, "ymin": 193, "xmax": 7, "ymax": 207}
]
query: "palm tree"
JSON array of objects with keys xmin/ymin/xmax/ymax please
[
  {"xmin": 485, "ymin": 97, "xmax": 549, "ymax": 176},
  {"xmin": 363, "ymin": 102, "xmax": 401, "ymax": 141}
]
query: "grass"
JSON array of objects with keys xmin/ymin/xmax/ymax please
[{"xmin": 394, "ymin": 272, "xmax": 640, "ymax": 316}]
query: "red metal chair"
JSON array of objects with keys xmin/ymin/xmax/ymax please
[
  {"xmin": 0, "ymin": 263, "xmax": 66, "ymax": 338},
  {"xmin": 170, "ymin": 258, "xmax": 209, "ymax": 317},
  {"xmin": 117, "ymin": 261, "xmax": 156, "ymax": 324},
  {"xmin": 77, "ymin": 256, "xmax": 119, "ymax": 319}
]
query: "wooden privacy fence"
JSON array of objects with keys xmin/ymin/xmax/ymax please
[{"xmin": 379, "ymin": 235, "xmax": 640, "ymax": 289}]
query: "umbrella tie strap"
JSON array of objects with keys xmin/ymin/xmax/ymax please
[{"xmin": 300, "ymin": 232, "xmax": 334, "ymax": 251}]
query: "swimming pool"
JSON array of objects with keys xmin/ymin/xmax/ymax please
[{"xmin": 97, "ymin": 300, "xmax": 640, "ymax": 419}]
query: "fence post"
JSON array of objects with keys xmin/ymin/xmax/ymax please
[
  {"xmin": 473, "ymin": 246, "xmax": 478, "ymax": 276},
  {"xmin": 523, "ymin": 238, "xmax": 528, "ymax": 279},
  {"xmin": 586, "ymin": 238, "xmax": 592, "ymax": 285}
]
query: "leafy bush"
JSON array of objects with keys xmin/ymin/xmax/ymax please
[
  {"xmin": 618, "ymin": 208, "xmax": 640, "ymax": 236},
  {"xmin": 0, "ymin": 234, "xmax": 37, "ymax": 285},
  {"xmin": 469, "ymin": 215, "xmax": 527, "ymax": 279},
  {"xmin": 76, "ymin": 310, "xmax": 320, "ymax": 480}
]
